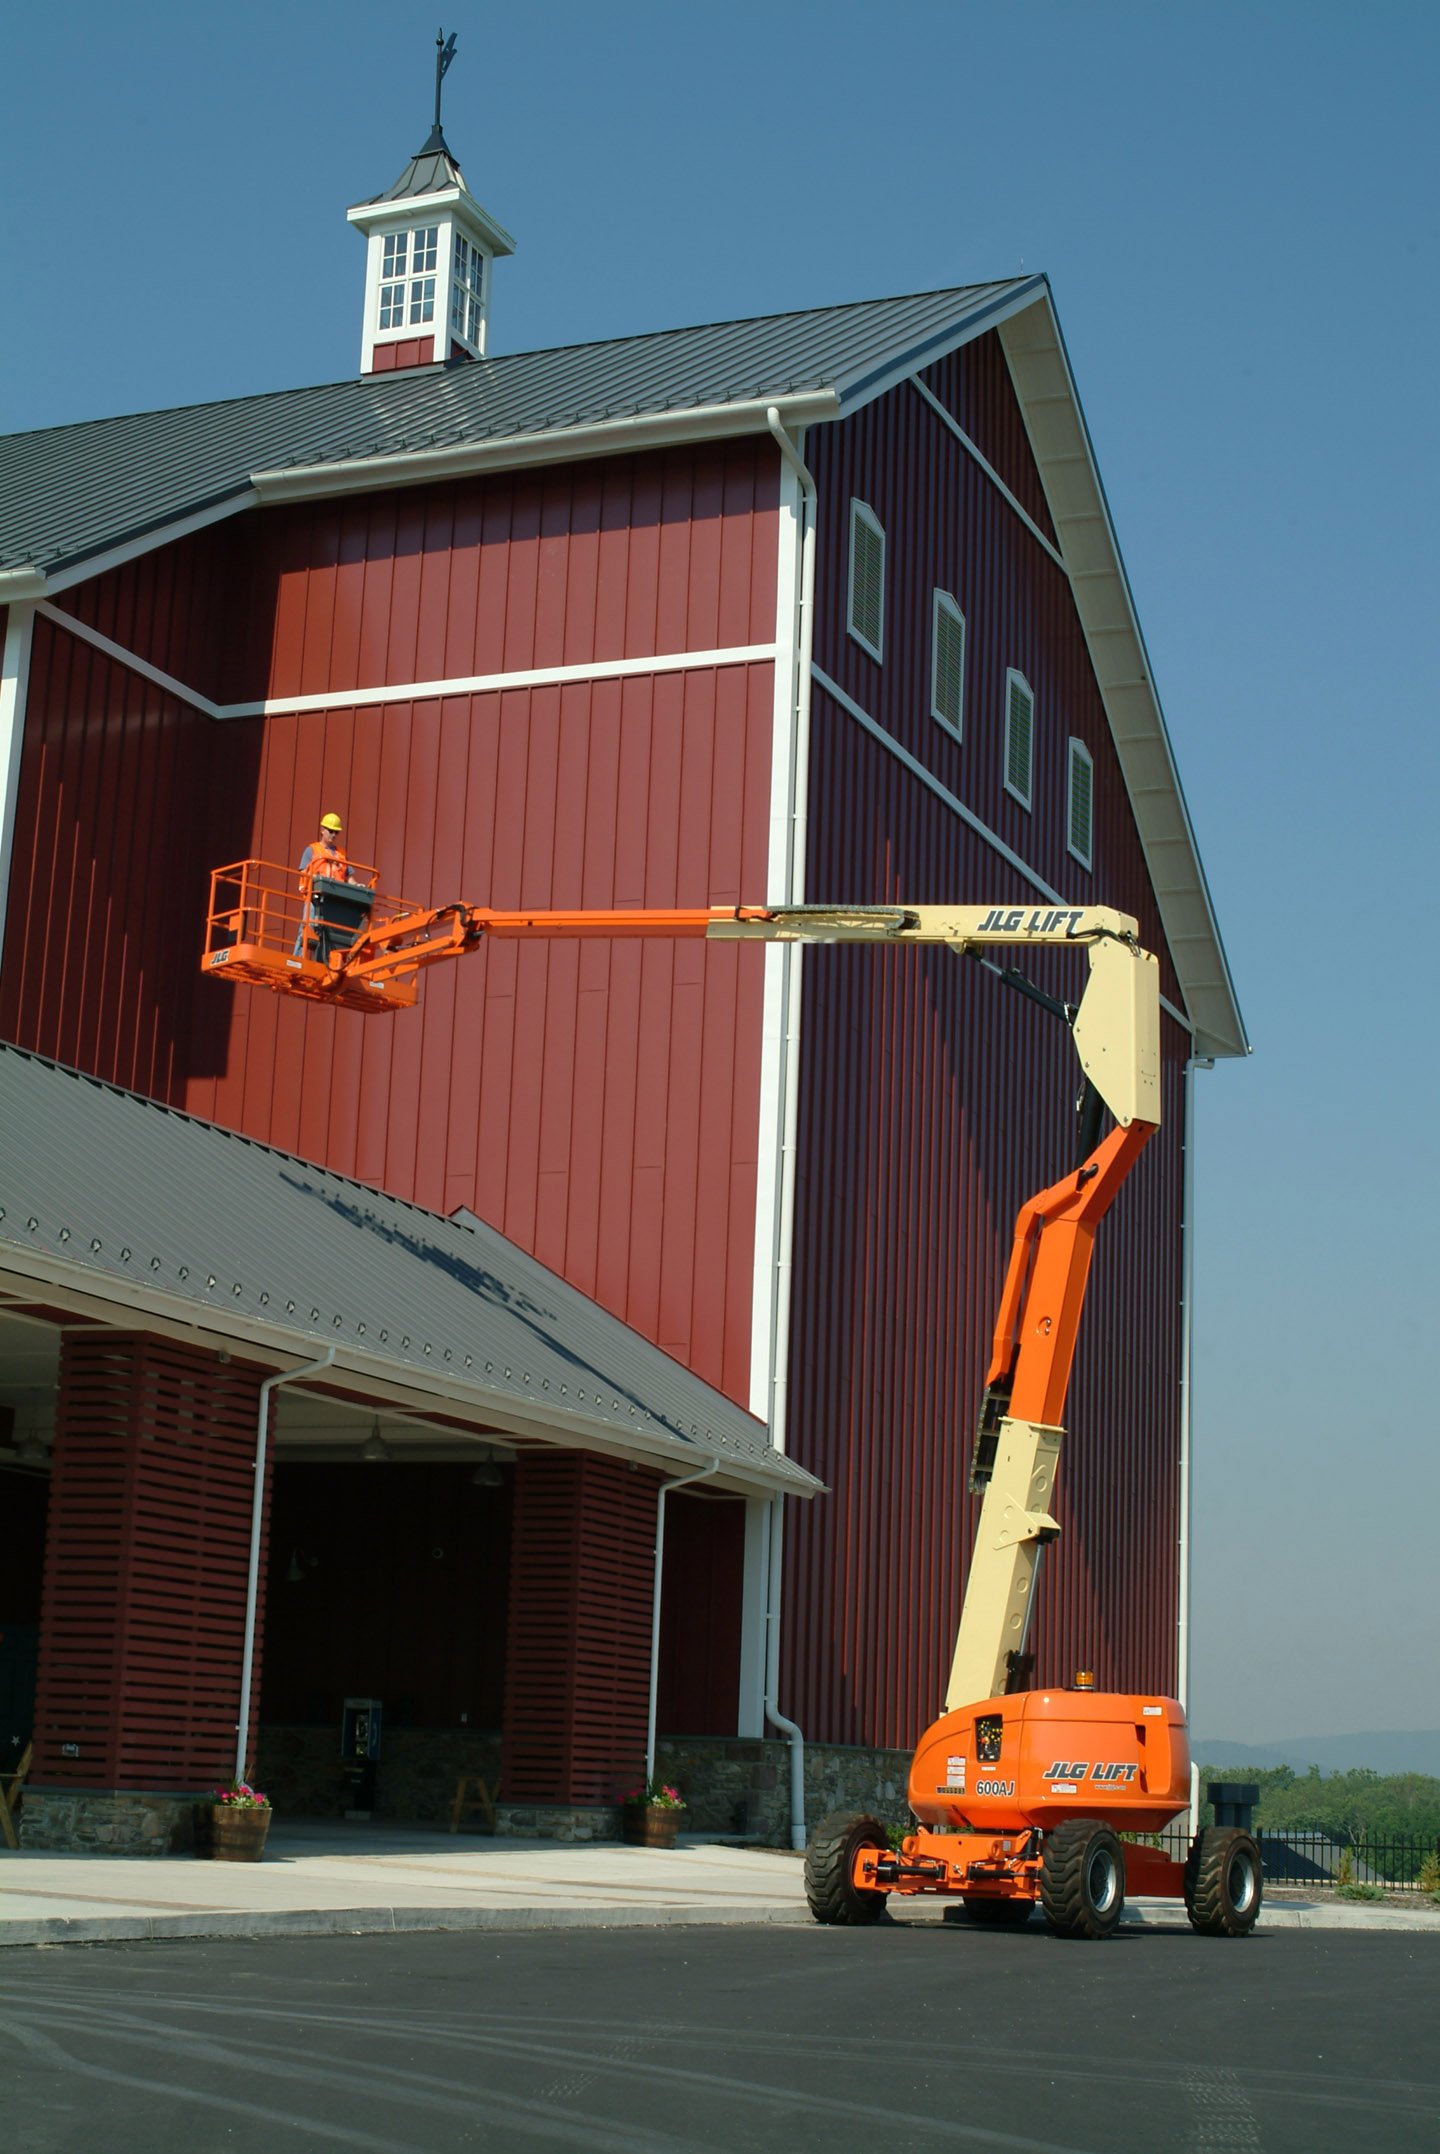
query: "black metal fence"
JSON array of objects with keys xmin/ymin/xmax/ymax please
[{"xmin": 1144, "ymin": 1825, "xmax": 1439, "ymax": 1892}]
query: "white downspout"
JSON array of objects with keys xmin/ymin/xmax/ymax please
[
  {"xmin": 763, "ymin": 1492, "xmax": 807, "ymax": 1849},
  {"xmin": 234, "ymin": 1346, "xmax": 336, "ymax": 1783},
  {"xmin": 762, "ymin": 409, "xmax": 817, "ymax": 1854},
  {"xmin": 645, "ymin": 1456, "xmax": 722, "ymax": 1789},
  {"xmin": 1179, "ymin": 1054, "xmax": 1211, "ymax": 1836},
  {"xmin": 0, "ymin": 602, "xmax": 36, "ymax": 968},
  {"xmin": 764, "ymin": 406, "xmax": 816, "ymax": 1460}
]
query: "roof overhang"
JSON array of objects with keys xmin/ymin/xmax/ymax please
[
  {"xmin": 0, "ymin": 1248, "xmax": 809, "ymax": 1492},
  {"xmin": 0, "ymin": 1047, "xmax": 819, "ymax": 1499},
  {"xmin": 997, "ymin": 292, "xmax": 1247, "ymax": 1059}
]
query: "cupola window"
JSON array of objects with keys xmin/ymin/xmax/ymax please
[
  {"xmin": 378, "ymin": 225, "xmax": 440, "ymax": 329},
  {"xmin": 451, "ymin": 234, "xmax": 486, "ymax": 346}
]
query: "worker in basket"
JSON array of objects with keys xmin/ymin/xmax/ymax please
[{"xmin": 295, "ymin": 812, "xmax": 355, "ymax": 958}]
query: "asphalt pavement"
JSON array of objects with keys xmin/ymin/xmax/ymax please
[
  {"xmin": 3, "ymin": 1818, "xmax": 1439, "ymax": 1948},
  {"xmin": 3, "ymin": 1923, "xmax": 1437, "ymax": 2152}
]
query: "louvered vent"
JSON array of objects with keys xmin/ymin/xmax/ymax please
[
  {"xmin": 1005, "ymin": 672, "xmax": 1034, "ymax": 807},
  {"xmin": 931, "ymin": 593, "xmax": 965, "ymax": 736},
  {"xmin": 1068, "ymin": 739, "xmax": 1093, "ymax": 866},
  {"xmin": 848, "ymin": 501, "xmax": 885, "ymax": 658}
]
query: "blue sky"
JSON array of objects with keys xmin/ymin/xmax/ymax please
[{"xmin": 5, "ymin": 1, "xmax": 1437, "ymax": 1744}]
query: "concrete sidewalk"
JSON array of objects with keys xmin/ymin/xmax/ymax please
[{"xmin": 3, "ymin": 1820, "xmax": 1438, "ymax": 1947}]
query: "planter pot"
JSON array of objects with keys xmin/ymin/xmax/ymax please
[
  {"xmin": 208, "ymin": 1804, "xmax": 272, "ymax": 1861},
  {"xmin": 622, "ymin": 1805, "xmax": 682, "ymax": 1848}
]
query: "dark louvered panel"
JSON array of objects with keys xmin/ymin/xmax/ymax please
[
  {"xmin": 33, "ymin": 1333, "xmax": 270, "ymax": 1789},
  {"xmin": 502, "ymin": 1450, "xmax": 659, "ymax": 1803}
]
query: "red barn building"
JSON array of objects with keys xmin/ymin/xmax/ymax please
[{"xmin": 0, "ymin": 113, "xmax": 1243, "ymax": 1850}]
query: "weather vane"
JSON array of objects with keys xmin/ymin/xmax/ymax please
[{"xmin": 434, "ymin": 28, "xmax": 458, "ymax": 133}]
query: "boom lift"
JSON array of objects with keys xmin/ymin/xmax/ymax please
[{"xmin": 202, "ymin": 860, "xmax": 1261, "ymax": 1939}]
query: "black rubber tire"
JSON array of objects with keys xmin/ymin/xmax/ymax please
[
  {"xmin": 1039, "ymin": 1818, "xmax": 1126, "ymax": 1939},
  {"xmin": 1184, "ymin": 1827, "xmax": 1263, "ymax": 1937},
  {"xmin": 804, "ymin": 1811, "xmax": 890, "ymax": 1925},
  {"xmin": 961, "ymin": 1895, "xmax": 1034, "ymax": 1927}
]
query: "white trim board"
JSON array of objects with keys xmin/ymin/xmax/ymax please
[
  {"xmin": 998, "ymin": 296, "xmax": 1245, "ymax": 1058},
  {"xmin": 229, "ymin": 643, "xmax": 776, "ymax": 718},
  {"xmin": 35, "ymin": 601, "xmax": 223, "ymax": 718},
  {"xmin": 811, "ymin": 662, "xmax": 1192, "ymax": 1037},
  {"xmin": 34, "ymin": 602, "xmax": 775, "ymax": 721},
  {"xmin": 909, "ymin": 375, "xmax": 1067, "ymax": 572}
]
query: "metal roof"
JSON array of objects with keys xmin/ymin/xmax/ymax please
[
  {"xmin": 362, "ymin": 128, "xmax": 469, "ymax": 204},
  {"xmin": 0, "ymin": 1045, "xmax": 817, "ymax": 1495},
  {"xmin": 0, "ymin": 282, "xmax": 1032, "ymax": 581}
]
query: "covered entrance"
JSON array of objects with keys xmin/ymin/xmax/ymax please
[{"xmin": 0, "ymin": 1046, "xmax": 816, "ymax": 1851}]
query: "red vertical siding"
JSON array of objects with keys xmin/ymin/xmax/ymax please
[
  {"xmin": 56, "ymin": 518, "xmax": 256, "ymax": 706},
  {"xmin": 1, "ymin": 443, "xmax": 780, "ymax": 1406},
  {"xmin": 0, "ymin": 614, "xmax": 247, "ymax": 1099},
  {"xmin": 370, "ymin": 337, "xmax": 437, "ymax": 372},
  {"xmin": 33, "ymin": 1333, "xmax": 272, "ymax": 1788},
  {"xmin": 501, "ymin": 1449, "xmax": 660, "ymax": 1802},
  {"xmin": 780, "ymin": 359, "xmax": 1188, "ymax": 1747},
  {"xmin": 808, "ymin": 342, "xmax": 1177, "ymax": 1007},
  {"xmin": 657, "ymin": 1494, "xmax": 746, "ymax": 1735},
  {"xmin": 920, "ymin": 331, "xmax": 1059, "ymax": 544}
]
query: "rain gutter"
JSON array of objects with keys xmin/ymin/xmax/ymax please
[{"xmin": 250, "ymin": 391, "xmax": 840, "ymax": 506}]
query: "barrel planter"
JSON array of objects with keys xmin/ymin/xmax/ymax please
[
  {"xmin": 209, "ymin": 1804, "xmax": 272, "ymax": 1861},
  {"xmin": 622, "ymin": 1805, "xmax": 682, "ymax": 1848}
]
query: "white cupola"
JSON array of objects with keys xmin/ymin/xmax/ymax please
[{"xmin": 347, "ymin": 31, "xmax": 515, "ymax": 376}]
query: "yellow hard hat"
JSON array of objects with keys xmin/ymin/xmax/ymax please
[{"xmin": 320, "ymin": 813, "xmax": 343, "ymax": 832}]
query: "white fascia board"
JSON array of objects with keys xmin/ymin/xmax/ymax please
[
  {"xmin": 999, "ymin": 295, "xmax": 1248, "ymax": 1060},
  {"xmin": 0, "ymin": 1248, "xmax": 816, "ymax": 1496},
  {"xmin": 347, "ymin": 190, "xmax": 517, "ymax": 257},
  {"xmin": 249, "ymin": 391, "xmax": 840, "ymax": 506},
  {"xmin": 833, "ymin": 276, "xmax": 1050, "ymax": 417},
  {"xmin": 347, "ymin": 189, "xmax": 463, "ymax": 229}
]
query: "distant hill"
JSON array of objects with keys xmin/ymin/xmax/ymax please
[{"xmin": 1194, "ymin": 1730, "xmax": 1440, "ymax": 1779}]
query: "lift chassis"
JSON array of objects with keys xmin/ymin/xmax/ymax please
[{"xmin": 202, "ymin": 866, "xmax": 1261, "ymax": 1939}]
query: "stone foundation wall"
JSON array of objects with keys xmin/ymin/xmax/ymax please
[
  {"xmin": 255, "ymin": 1725, "xmax": 504, "ymax": 1823},
  {"xmin": 252, "ymin": 1729, "xmax": 910, "ymax": 1843},
  {"xmin": 19, "ymin": 1788, "xmax": 204, "ymax": 1855},
  {"xmin": 492, "ymin": 1803, "xmax": 620, "ymax": 1843},
  {"xmin": 654, "ymin": 1736, "xmax": 913, "ymax": 1844}
]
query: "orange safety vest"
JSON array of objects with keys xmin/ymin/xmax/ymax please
[{"xmin": 299, "ymin": 839, "xmax": 350, "ymax": 892}]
